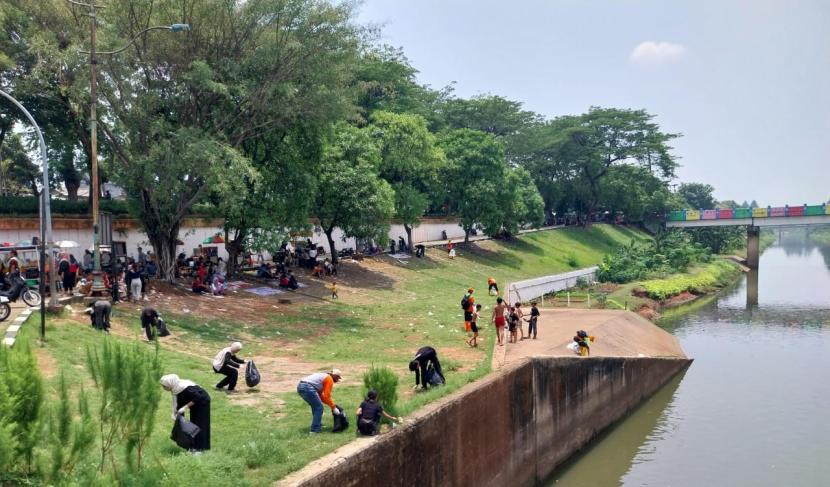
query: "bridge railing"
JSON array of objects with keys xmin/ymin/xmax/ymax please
[{"xmin": 667, "ymin": 203, "xmax": 829, "ymax": 222}]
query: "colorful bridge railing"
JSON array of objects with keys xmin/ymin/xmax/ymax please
[{"xmin": 667, "ymin": 204, "xmax": 830, "ymax": 222}]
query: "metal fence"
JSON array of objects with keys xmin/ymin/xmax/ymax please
[{"xmin": 506, "ymin": 266, "xmax": 598, "ymax": 305}]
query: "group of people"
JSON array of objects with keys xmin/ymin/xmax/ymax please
[
  {"xmin": 188, "ymin": 255, "xmax": 227, "ymax": 296},
  {"xmin": 461, "ymin": 285, "xmax": 541, "ymax": 348}
]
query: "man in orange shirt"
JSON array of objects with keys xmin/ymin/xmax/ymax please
[{"xmin": 297, "ymin": 369, "xmax": 342, "ymax": 433}]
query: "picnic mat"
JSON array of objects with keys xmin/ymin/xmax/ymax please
[
  {"xmin": 226, "ymin": 280, "xmax": 252, "ymax": 291},
  {"xmin": 245, "ymin": 287, "xmax": 285, "ymax": 296},
  {"xmin": 389, "ymin": 253, "xmax": 410, "ymax": 259}
]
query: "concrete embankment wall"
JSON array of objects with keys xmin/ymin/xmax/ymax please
[{"xmin": 279, "ymin": 356, "xmax": 691, "ymax": 487}]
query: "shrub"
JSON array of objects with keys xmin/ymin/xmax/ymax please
[
  {"xmin": 566, "ymin": 253, "xmax": 579, "ymax": 268},
  {"xmin": 362, "ymin": 365, "xmax": 399, "ymax": 415},
  {"xmin": 598, "ymin": 230, "xmax": 713, "ymax": 284},
  {"xmin": 86, "ymin": 339, "xmax": 163, "ymax": 472},
  {"xmin": 0, "ymin": 196, "xmax": 131, "ymax": 216},
  {"xmin": 0, "ymin": 343, "xmax": 44, "ymax": 472},
  {"xmin": 242, "ymin": 436, "xmax": 287, "ymax": 469},
  {"xmin": 42, "ymin": 373, "xmax": 96, "ymax": 482},
  {"xmin": 641, "ymin": 261, "xmax": 739, "ymax": 300}
]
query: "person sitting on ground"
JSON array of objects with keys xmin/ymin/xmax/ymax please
[
  {"xmin": 211, "ymin": 274, "xmax": 227, "ymax": 295},
  {"xmin": 325, "ymin": 259, "xmax": 337, "ymax": 277},
  {"xmin": 398, "ymin": 236, "xmax": 407, "ymax": 253},
  {"xmin": 279, "ymin": 272, "xmax": 290, "ymax": 288},
  {"xmin": 287, "ymin": 271, "xmax": 299, "ymax": 290},
  {"xmin": 415, "ymin": 244, "xmax": 425, "ymax": 258},
  {"xmin": 257, "ymin": 262, "xmax": 273, "ymax": 278},
  {"xmin": 296, "ymin": 369, "xmax": 342, "ymax": 433},
  {"xmin": 191, "ymin": 277, "xmax": 209, "ymax": 294},
  {"xmin": 409, "ymin": 346, "xmax": 445, "ymax": 390},
  {"xmin": 212, "ymin": 341, "xmax": 245, "ymax": 392},
  {"xmin": 312, "ymin": 263, "xmax": 325, "ymax": 279},
  {"xmin": 356, "ymin": 389, "xmax": 401, "ymax": 436},
  {"xmin": 141, "ymin": 307, "xmax": 161, "ymax": 341}
]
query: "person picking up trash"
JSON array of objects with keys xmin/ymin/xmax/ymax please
[
  {"xmin": 356, "ymin": 389, "xmax": 402, "ymax": 436},
  {"xmin": 297, "ymin": 369, "xmax": 343, "ymax": 433},
  {"xmin": 212, "ymin": 342, "xmax": 245, "ymax": 392}
]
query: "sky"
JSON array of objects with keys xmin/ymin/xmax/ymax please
[{"xmin": 357, "ymin": 0, "xmax": 830, "ymax": 206}]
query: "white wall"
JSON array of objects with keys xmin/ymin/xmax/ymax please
[{"xmin": 0, "ymin": 219, "xmax": 469, "ymax": 262}]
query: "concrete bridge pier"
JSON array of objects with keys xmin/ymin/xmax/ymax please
[
  {"xmin": 746, "ymin": 269, "xmax": 759, "ymax": 307},
  {"xmin": 746, "ymin": 226, "xmax": 760, "ymax": 270}
]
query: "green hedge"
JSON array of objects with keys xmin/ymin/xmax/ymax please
[
  {"xmin": 640, "ymin": 260, "xmax": 741, "ymax": 300},
  {"xmin": 0, "ymin": 196, "xmax": 131, "ymax": 216}
]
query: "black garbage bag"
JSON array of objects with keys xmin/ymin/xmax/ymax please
[
  {"xmin": 425, "ymin": 365, "xmax": 444, "ymax": 386},
  {"xmin": 331, "ymin": 405, "xmax": 349, "ymax": 432},
  {"xmin": 245, "ymin": 360, "xmax": 261, "ymax": 387},
  {"xmin": 170, "ymin": 413, "xmax": 201, "ymax": 449},
  {"xmin": 156, "ymin": 318, "xmax": 171, "ymax": 337}
]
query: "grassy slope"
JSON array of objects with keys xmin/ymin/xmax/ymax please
[{"xmin": 17, "ymin": 224, "xmax": 649, "ymax": 485}]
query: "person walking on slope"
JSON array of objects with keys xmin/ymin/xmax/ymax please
[
  {"xmin": 297, "ymin": 369, "xmax": 343, "ymax": 433},
  {"xmin": 487, "ymin": 277, "xmax": 499, "ymax": 296},
  {"xmin": 462, "ymin": 287, "xmax": 475, "ymax": 334},
  {"xmin": 212, "ymin": 342, "xmax": 245, "ymax": 392}
]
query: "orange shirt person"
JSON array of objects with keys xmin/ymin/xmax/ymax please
[
  {"xmin": 487, "ymin": 277, "xmax": 499, "ymax": 296},
  {"xmin": 297, "ymin": 369, "xmax": 342, "ymax": 433}
]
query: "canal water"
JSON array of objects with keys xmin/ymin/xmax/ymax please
[{"xmin": 548, "ymin": 233, "xmax": 830, "ymax": 486}]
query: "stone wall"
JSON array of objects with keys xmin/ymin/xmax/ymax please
[{"xmin": 279, "ymin": 356, "xmax": 691, "ymax": 487}]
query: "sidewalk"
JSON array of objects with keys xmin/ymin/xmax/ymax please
[
  {"xmin": 419, "ymin": 225, "xmax": 565, "ymax": 249},
  {"xmin": 2, "ymin": 301, "xmax": 34, "ymax": 347},
  {"xmin": 493, "ymin": 308, "xmax": 686, "ymax": 369}
]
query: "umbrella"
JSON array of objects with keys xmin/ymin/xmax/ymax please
[{"xmin": 55, "ymin": 240, "xmax": 80, "ymax": 249}]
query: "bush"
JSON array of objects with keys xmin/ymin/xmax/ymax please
[
  {"xmin": 641, "ymin": 261, "xmax": 739, "ymax": 300},
  {"xmin": 566, "ymin": 253, "xmax": 579, "ymax": 268},
  {"xmin": 0, "ymin": 196, "xmax": 131, "ymax": 216},
  {"xmin": 242, "ymin": 436, "xmax": 287, "ymax": 469},
  {"xmin": 0, "ymin": 343, "xmax": 44, "ymax": 473},
  {"xmin": 362, "ymin": 365, "xmax": 399, "ymax": 415},
  {"xmin": 598, "ymin": 230, "xmax": 712, "ymax": 284},
  {"xmin": 41, "ymin": 373, "xmax": 96, "ymax": 483}
]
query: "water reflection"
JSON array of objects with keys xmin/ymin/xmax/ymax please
[{"xmin": 545, "ymin": 234, "xmax": 830, "ymax": 487}]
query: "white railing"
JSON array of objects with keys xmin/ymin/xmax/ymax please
[{"xmin": 507, "ymin": 266, "xmax": 598, "ymax": 305}]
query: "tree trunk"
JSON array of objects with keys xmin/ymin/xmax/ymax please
[
  {"xmin": 404, "ymin": 223, "xmax": 413, "ymax": 253},
  {"xmin": 324, "ymin": 227, "xmax": 337, "ymax": 264},
  {"xmin": 225, "ymin": 228, "xmax": 245, "ymax": 277},
  {"xmin": 65, "ymin": 180, "xmax": 80, "ymax": 201},
  {"xmin": 141, "ymin": 204, "xmax": 180, "ymax": 283},
  {"xmin": 464, "ymin": 227, "xmax": 470, "ymax": 243}
]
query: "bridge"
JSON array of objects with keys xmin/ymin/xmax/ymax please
[{"xmin": 665, "ymin": 204, "xmax": 830, "ymax": 270}]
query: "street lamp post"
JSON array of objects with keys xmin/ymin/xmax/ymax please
[
  {"xmin": 0, "ymin": 89, "xmax": 57, "ymax": 340},
  {"xmin": 68, "ymin": 0, "xmax": 189, "ymax": 294}
]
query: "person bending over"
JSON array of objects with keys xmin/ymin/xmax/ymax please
[
  {"xmin": 409, "ymin": 346, "xmax": 445, "ymax": 389},
  {"xmin": 212, "ymin": 341, "xmax": 245, "ymax": 392}
]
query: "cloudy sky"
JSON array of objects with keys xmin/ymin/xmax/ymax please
[{"xmin": 357, "ymin": 0, "xmax": 829, "ymax": 206}]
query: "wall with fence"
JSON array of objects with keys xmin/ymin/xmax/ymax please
[{"xmin": 507, "ymin": 266, "xmax": 598, "ymax": 305}]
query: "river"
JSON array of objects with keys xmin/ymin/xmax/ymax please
[{"xmin": 548, "ymin": 232, "xmax": 830, "ymax": 486}]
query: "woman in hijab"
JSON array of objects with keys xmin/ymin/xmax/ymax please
[
  {"xmin": 160, "ymin": 374, "xmax": 211, "ymax": 451},
  {"xmin": 212, "ymin": 342, "xmax": 245, "ymax": 392}
]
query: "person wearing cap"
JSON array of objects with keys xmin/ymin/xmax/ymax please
[
  {"xmin": 212, "ymin": 342, "xmax": 245, "ymax": 392},
  {"xmin": 297, "ymin": 369, "xmax": 342, "ymax": 433}
]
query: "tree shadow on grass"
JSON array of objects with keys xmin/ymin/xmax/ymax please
[{"xmin": 459, "ymin": 241, "xmax": 524, "ymax": 269}]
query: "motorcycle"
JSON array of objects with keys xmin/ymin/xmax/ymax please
[{"xmin": 0, "ymin": 271, "xmax": 42, "ymax": 320}]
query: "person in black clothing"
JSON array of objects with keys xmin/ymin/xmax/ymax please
[
  {"xmin": 141, "ymin": 307, "xmax": 160, "ymax": 341},
  {"xmin": 86, "ymin": 300, "xmax": 111, "ymax": 332},
  {"xmin": 212, "ymin": 342, "xmax": 245, "ymax": 391},
  {"xmin": 356, "ymin": 389, "xmax": 401, "ymax": 436},
  {"xmin": 415, "ymin": 244, "xmax": 425, "ymax": 258},
  {"xmin": 160, "ymin": 374, "xmax": 211, "ymax": 451},
  {"xmin": 408, "ymin": 346, "xmax": 445, "ymax": 389},
  {"xmin": 397, "ymin": 236, "xmax": 406, "ymax": 253},
  {"xmin": 527, "ymin": 302, "xmax": 541, "ymax": 339}
]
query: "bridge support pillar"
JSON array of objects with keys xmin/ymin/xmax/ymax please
[
  {"xmin": 746, "ymin": 226, "xmax": 760, "ymax": 270},
  {"xmin": 746, "ymin": 269, "xmax": 759, "ymax": 307}
]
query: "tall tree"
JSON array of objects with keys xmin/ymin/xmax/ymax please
[
  {"xmin": 678, "ymin": 182, "xmax": 717, "ymax": 209},
  {"xmin": 315, "ymin": 123, "xmax": 395, "ymax": 262},
  {"xmin": 58, "ymin": 0, "xmax": 365, "ymax": 281},
  {"xmin": 438, "ymin": 129, "xmax": 507, "ymax": 242},
  {"xmin": 369, "ymin": 111, "xmax": 444, "ymax": 250}
]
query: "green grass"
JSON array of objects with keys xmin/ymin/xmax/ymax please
[
  {"xmin": 808, "ymin": 226, "xmax": 830, "ymax": 246},
  {"xmin": 15, "ymin": 224, "xmax": 648, "ymax": 485}
]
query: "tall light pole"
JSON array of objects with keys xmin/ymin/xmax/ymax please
[
  {"xmin": 68, "ymin": 0, "xmax": 189, "ymax": 294},
  {"xmin": 0, "ymin": 89, "xmax": 57, "ymax": 338}
]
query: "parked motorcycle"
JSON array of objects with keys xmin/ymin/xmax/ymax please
[{"xmin": 0, "ymin": 271, "xmax": 41, "ymax": 321}]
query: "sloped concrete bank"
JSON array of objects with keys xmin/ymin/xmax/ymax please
[{"xmin": 278, "ymin": 356, "xmax": 691, "ymax": 487}]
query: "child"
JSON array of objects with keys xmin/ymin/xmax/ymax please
[
  {"xmin": 574, "ymin": 330, "xmax": 595, "ymax": 356},
  {"xmin": 330, "ymin": 280, "xmax": 338, "ymax": 299},
  {"xmin": 527, "ymin": 302, "xmax": 540, "ymax": 339},
  {"xmin": 466, "ymin": 304, "xmax": 482, "ymax": 347},
  {"xmin": 508, "ymin": 306, "xmax": 519, "ymax": 343}
]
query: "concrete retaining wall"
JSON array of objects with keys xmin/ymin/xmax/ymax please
[{"xmin": 280, "ymin": 356, "xmax": 691, "ymax": 487}]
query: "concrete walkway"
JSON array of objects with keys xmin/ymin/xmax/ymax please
[
  {"xmin": 419, "ymin": 225, "xmax": 565, "ymax": 248},
  {"xmin": 2, "ymin": 301, "xmax": 34, "ymax": 347},
  {"xmin": 494, "ymin": 308, "xmax": 686, "ymax": 369}
]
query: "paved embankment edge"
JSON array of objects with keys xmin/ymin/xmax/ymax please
[
  {"xmin": 276, "ymin": 356, "xmax": 692, "ymax": 487},
  {"xmin": 3, "ymin": 307, "xmax": 34, "ymax": 347}
]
